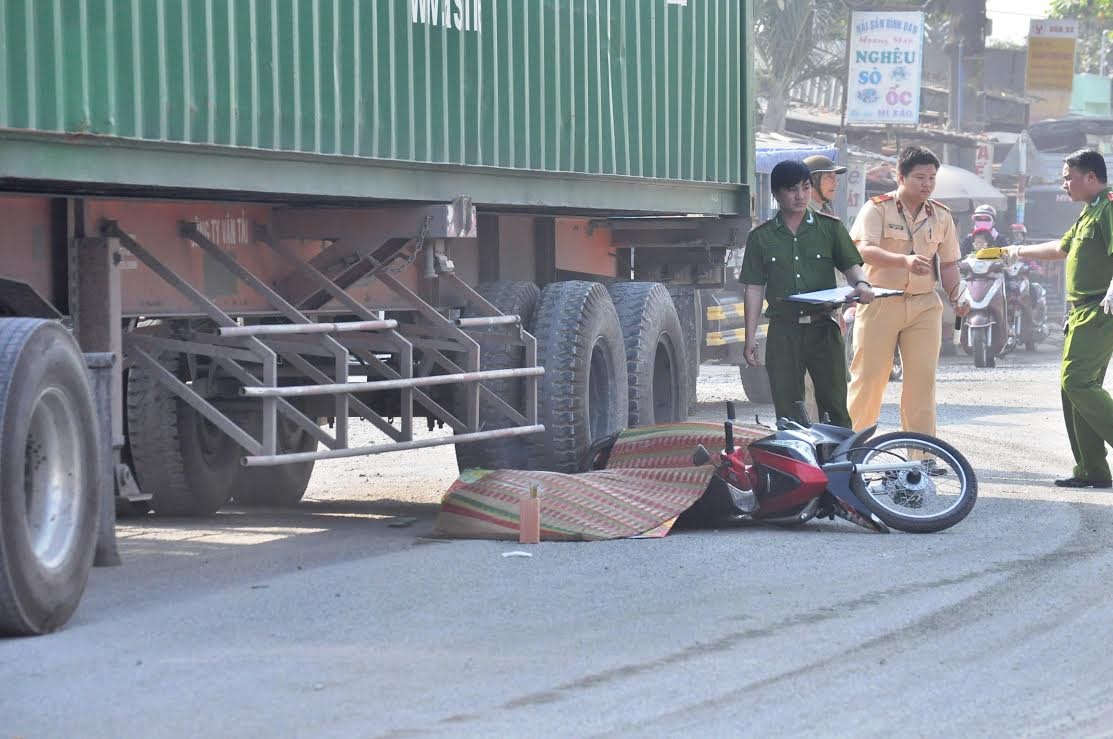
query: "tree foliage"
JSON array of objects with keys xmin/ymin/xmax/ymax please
[
  {"xmin": 753, "ymin": 0, "xmax": 957, "ymax": 131},
  {"xmin": 1048, "ymin": 0, "xmax": 1113, "ymax": 74},
  {"xmin": 754, "ymin": 0, "xmax": 847, "ymax": 130}
]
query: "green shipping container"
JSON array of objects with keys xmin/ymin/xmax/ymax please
[{"xmin": 0, "ymin": 0, "xmax": 751, "ymax": 214}]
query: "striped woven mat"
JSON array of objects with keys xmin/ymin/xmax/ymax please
[{"xmin": 432, "ymin": 421, "xmax": 768, "ymax": 541}]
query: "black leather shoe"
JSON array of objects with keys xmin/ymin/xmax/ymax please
[{"xmin": 1054, "ymin": 476, "xmax": 1113, "ymax": 489}]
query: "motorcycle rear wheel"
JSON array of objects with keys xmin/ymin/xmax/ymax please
[{"xmin": 849, "ymin": 432, "xmax": 977, "ymax": 533}]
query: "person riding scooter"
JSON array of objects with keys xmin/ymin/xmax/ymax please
[
  {"xmin": 959, "ymin": 225, "xmax": 1009, "ymax": 366},
  {"xmin": 963, "ymin": 224, "xmax": 1049, "ymax": 355},
  {"xmin": 961, "ymin": 204, "xmax": 1011, "ymax": 257},
  {"xmin": 968, "ymin": 223, "xmax": 994, "ymax": 251}
]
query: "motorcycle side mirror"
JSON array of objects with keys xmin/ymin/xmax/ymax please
[
  {"xmin": 726, "ymin": 401, "xmax": 736, "ymax": 420},
  {"xmin": 692, "ymin": 445, "xmax": 712, "ymax": 467}
]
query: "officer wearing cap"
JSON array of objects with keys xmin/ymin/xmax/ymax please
[
  {"xmin": 846, "ymin": 145, "xmax": 971, "ymax": 436},
  {"xmin": 739, "ymin": 160, "xmax": 875, "ymax": 426},
  {"xmin": 1004, "ymin": 148, "xmax": 1113, "ymax": 488},
  {"xmin": 804, "ymin": 154, "xmax": 848, "ymax": 217}
]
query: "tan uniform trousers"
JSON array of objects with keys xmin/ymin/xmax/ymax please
[{"xmin": 848, "ymin": 291, "xmax": 943, "ymax": 435}]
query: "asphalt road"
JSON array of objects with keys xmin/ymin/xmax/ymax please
[{"xmin": 4, "ymin": 343, "xmax": 1113, "ymax": 737}]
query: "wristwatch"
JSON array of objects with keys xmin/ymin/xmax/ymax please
[{"xmin": 855, "ymin": 280, "xmax": 872, "ymax": 288}]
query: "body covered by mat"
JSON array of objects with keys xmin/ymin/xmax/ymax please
[{"xmin": 433, "ymin": 422, "xmax": 768, "ymax": 541}]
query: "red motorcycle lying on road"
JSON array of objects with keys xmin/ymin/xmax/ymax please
[{"xmin": 680, "ymin": 402, "xmax": 978, "ymax": 533}]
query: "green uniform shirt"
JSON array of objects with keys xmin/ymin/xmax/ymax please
[
  {"xmin": 1060, "ymin": 187, "xmax": 1113, "ymax": 303},
  {"xmin": 739, "ymin": 208, "xmax": 864, "ymax": 319}
]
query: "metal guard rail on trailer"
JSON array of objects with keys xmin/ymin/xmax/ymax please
[{"xmin": 100, "ymin": 197, "xmax": 543, "ymax": 469}]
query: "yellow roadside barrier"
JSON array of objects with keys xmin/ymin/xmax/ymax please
[
  {"xmin": 705, "ymin": 324, "xmax": 768, "ymax": 346},
  {"xmin": 706, "ymin": 301, "xmax": 767, "ymax": 321}
]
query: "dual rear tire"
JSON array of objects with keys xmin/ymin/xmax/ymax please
[
  {"xmin": 527, "ymin": 281, "xmax": 628, "ymax": 473},
  {"xmin": 609, "ymin": 282, "xmax": 689, "ymax": 428},
  {"xmin": 126, "ymin": 354, "xmax": 316, "ymax": 516},
  {"xmin": 458, "ymin": 280, "xmax": 691, "ymax": 474}
]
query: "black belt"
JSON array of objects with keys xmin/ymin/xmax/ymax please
[
  {"xmin": 1067, "ymin": 294, "xmax": 1105, "ymax": 311},
  {"xmin": 772, "ymin": 308, "xmax": 836, "ymax": 325}
]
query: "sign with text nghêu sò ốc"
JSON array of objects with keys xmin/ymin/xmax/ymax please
[{"xmin": 846, "ymin": 11, "xmax": 924, "ymax": 126}]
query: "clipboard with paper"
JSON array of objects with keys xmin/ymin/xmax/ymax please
[{"xmin": 783, "ymin": 286, "xmax": 904, "ymax": 305}]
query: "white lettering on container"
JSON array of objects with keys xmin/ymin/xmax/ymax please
[
  {"xmin": 411, "ymin": 0, "xmax": 481, "ymax": 32},
  {"xmin": 196, "ymin": 214, "xmax": 252, "ymax": 248}
]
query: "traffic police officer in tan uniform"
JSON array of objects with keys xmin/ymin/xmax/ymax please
[
  {"xmin": 740, "ymin": 160, "xmax": 874, "ymax": 426},
  {"xmin": 847, "ymin": 146, "xmax": 971, "ymax": 435},
  {"xmin": 1004, "ymin": 149, "xmax": 1113, "ymax": 488}
]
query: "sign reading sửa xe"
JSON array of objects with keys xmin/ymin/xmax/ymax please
[
  {"xmin": 1026, "ymin": 19, "xmax": 1077, "ymax": 92},
  {"xmin": 846, "ymin": 11, "xmax": 925, "ymax": 126}
]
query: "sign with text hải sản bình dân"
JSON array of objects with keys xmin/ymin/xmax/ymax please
[{"xmin": 846, "ymin": 11, "xmax": 924, "ymax": 126}]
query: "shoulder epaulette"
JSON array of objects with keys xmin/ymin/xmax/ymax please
[
  {"xmin": 928, "ymin": 198, "xmax": 951, "ymax": 212},
  {"xmin": 814, "ymin": 210, "xmax": 840, "ymax": 221},
  {"xmin": 1105, "ymin": 191, "xmax": 1113, "ymax": 202},
  {"xmin": 870, "ymin": 194, "xmax": 893, "ymax": 204}
]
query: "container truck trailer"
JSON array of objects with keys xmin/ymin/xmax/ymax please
[{"xmin": 0, "ymin": 0, "xmax": 753, "ymax": 634}]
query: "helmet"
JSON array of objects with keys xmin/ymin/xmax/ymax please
[
  {"xmin": 804, "ymin": 155, "xmax": 846, "ymax": 204},
  {"xmin": 803, "ymin": 155, "xmax": 848, "ymax": 175},
  {"xmin": 972, "ymin": 204, "xmax": 997, "ymax": 223}
]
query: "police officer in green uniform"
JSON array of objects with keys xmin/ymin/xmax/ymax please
[
  {"xmin": 1005, "ymin": 149, "xmax": 1113, "ymax": 488},
  {"xmin": 741, "ymin": 160, "xmax": 875, "ymax": 426}
]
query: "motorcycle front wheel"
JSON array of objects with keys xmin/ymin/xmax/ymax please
[
  {"xmin": 972, "ymin": 328, "xmax": 995, "ymax": 368},
  {"xmin": 849, "ymin": 432, "xmax": 977, "ymax": 533}
]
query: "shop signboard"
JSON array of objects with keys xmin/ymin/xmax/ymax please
[{"xmin": 846, "ymin": 11, "xmax": 925, "ymax": 125}]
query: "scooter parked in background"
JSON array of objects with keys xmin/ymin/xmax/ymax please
[
  {"xmin": 1004, "ymin": 223, "xmax": 1050, "ymax": 351},
  {"xmin": 1004, "ymin": 255, "xmax": 1050, "ymax": 352}
]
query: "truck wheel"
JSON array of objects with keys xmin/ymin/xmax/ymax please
[
  {"xmin": 610, "ymin": 282, "xmax": 689, "ymax": 426},
  {"xmin": 230, "ymin": 411, "xmax": 317, "ymax": 506},
  {"xmin": 739, "ymin": 364, "xmax": 773, "ymax": 404},
  {"xmin": 669, "ymin": 287, "xmax": 702, "ymax": 407},
  {"xmin": 0, "ymin": 319, "xmax": 99, "ymax": 635},
  {"xmin": 126, "ymin": 354, "xmax": 242, "ymax": 516},
  {"xmin": 528, "ymin": 281, "xmax": 626, "ymax": 472},
  {"xmin": 455, "ymin": 281, "xmax": 541, "ymax": 471}
]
